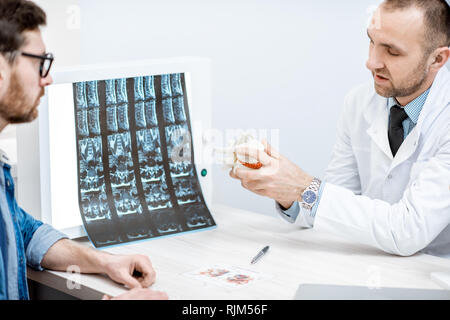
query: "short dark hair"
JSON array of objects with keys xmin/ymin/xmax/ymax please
[
  {"xmin": 383, "ymin": 0, "xmax": 450, "ymax": 53},
  {"xmin": 0, "ymin": 0, "xmax": 46, "ymax": 62}
]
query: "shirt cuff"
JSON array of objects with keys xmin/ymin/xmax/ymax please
[
  {"xmin": 25, "ymin": 224, "xmax": 68, "ymax": 271},
  {"xmin": 275, "ymin": 201, "xmax": 300, "ymax": 223},
  {"xmin": 310, "ymin": 182, "xmax": 326, "ymax": 218}
]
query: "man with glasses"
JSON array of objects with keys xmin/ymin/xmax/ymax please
[
  {"xmin": 20, "ymin": 52, "xmax": 54, "ymax": 78},
  {"xmin": 0, "ymin": 0, "xmax": 168, "ymax": 300}
]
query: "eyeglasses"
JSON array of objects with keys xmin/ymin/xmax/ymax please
[{"xmin": 21, "ymin": 52, "xmax": 54, "ymax": 78}]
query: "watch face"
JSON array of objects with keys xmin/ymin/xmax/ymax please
[{"xmin": 303, "ymin": 190, "xmax": 317, "ymax": 204}]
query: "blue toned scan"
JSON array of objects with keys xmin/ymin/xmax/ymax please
[{"xmin": 73, "ymin": 73, "xmax": 215, "ymax": 248}]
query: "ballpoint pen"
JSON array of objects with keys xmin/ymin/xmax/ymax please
[{"xmin": 251, "ymin": 245, "xmax": 270, "ymax": 264}]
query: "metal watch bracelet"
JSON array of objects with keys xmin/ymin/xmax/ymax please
[{"xmin": 300, "ymin": 177, "xmax": 322, "ymax": 210}]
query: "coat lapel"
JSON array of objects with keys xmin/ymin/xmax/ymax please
[
  {"xmin": 365, "ymin": 67, "xmax": 450, "ymax": 169},
  {"xmin": 391, "ymin": 67, "xmax": 450, "ymax": 169},
  {"xmin": 365, "ymin": 95, "xmax": 393, "ymax": 160}
]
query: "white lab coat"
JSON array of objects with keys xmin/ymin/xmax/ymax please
[{"xmin": 289, "ymin": 67, "xmax": 450, "ymax": 257}]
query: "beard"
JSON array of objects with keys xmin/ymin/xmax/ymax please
[
  {"xmin": 0, "ymin": 71, "xmax": 42, "ymax": 124},
  {"xmin": 373, "ymin": 57, "xmax": 429, "ymax": 98}
]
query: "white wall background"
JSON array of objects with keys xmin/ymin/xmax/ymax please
[
  {"xmin": 76, "ymin": 0, "xmax": 380, "ymax": 217},
  {"xmin": 0, "ymin": 0, "xmax": 80, "ymax": 165},
  {"xmin": 4, "ymin": 0, "xmax": 450, "ymax": 217}
]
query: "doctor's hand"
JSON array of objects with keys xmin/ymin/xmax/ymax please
[
  {"xmin": 229, "ymin": 140, "xmax": 314, "ymax": 210},
  {"xmin": 102, "ymin": 253, "xmax": 157, "ymax": 289}
]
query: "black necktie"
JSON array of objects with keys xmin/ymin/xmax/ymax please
[{"xmin": 388, "ymin": 105, "xmax": 408, "ymax": 157}]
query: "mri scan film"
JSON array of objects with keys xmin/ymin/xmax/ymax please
[{"xmin": 73, "ymin": 73, "xmax": 215, "ymax": 248}]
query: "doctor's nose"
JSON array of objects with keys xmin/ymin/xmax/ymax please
[{"xmin": 366, "ymin": 50, "xmax": 384, "ymax": 72}]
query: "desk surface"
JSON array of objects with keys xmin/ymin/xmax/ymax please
[{"xmin": 27, "ymin": 204, "xmax": 450, "ymax": 300}]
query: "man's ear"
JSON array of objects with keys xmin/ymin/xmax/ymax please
[
  {"xmin": 429, "ymin": 46, "xmax": 450, "ymax": 72},
  {"xmin": 0, "ymin": 56, "xmax": 5, "ymax": 80},
  {"xmin": 0, "ymin": 55, "xmax": 10, "ymax": 98},
  {"xmin": 0, "ymin": 54, "xmax": 10, "ymax": 79}
]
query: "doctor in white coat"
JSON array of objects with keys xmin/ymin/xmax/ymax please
[{"xmin": 231, "ymin": 0, "xmax": 450, "ymax": 257}]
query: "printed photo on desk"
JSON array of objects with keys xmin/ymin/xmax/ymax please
[
  {"xmin": 183, "ymin": 265, "xmax": 272, "ymax": 289},
  {"xmin": 71, "ymin": 73, "xmax": 215, "ymax": 248}
]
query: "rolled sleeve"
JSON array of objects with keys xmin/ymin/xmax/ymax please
[{"xmin": 25, "ymin": 224, "xmax": 68, "ymax": 271}]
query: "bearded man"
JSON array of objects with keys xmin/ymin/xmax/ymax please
[
  {"xmin": 231, "ymin": 0, "xmax": 450, "ymax": 257},
  {"xmin": 0, "ymin": 0, "xmax": 168, "ymax": 300}
]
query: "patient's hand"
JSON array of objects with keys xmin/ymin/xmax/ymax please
[{"xmin": 102, "ymin": 287, "xmax": 168, "ymax": 300}]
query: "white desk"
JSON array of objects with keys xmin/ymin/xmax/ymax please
[{"xmin": 27, "ymin": 204, "xmax": 450, "ymax": 300}]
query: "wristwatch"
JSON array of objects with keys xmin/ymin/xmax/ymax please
[{"xmin": 300, "ymin": 178, "xmax": 322, "ymax": 210}]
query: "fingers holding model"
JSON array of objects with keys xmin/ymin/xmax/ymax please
[{"xmin": 229, "ymin": 139, "xmax": 314, "ymax": 210}]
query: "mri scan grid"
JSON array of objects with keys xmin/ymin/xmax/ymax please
[{"xmin": 73, "ymin": 73, "xmax": 215, "ymax": 248}]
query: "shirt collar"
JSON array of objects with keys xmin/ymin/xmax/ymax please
[
  {"xmin": 0, "ymin": 149, "xmax": 11, "ymax": 168},
  {"xmin": 388, "ymin": 87, "xmax": 431, "ymax": 124}
]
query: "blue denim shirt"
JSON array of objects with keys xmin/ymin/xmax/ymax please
[{"xmin": 0, "ymin": 153, "xmax": 67, "ymax": 300}]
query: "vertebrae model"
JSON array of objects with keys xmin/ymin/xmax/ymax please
[{"xmin": 215, "ymin": 132, "xmax": 265, "ymax": 171}]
